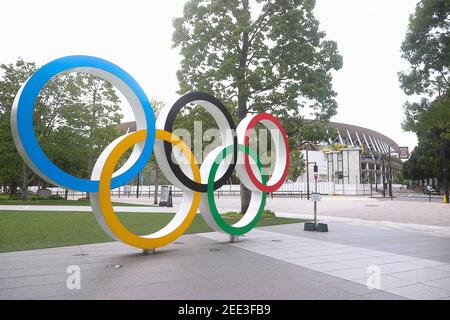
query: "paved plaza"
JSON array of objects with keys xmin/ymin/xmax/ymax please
[{"xmin": 0, "ymin": 196, "xmax": 449, "ymax": 300}]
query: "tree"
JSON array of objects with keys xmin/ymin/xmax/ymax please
[
  {"xmin": 399, "ymin": 0, "xmax": 450, "ymax": 202},
  {"xmin": 399, "ymin": 0, "xmax": 450, "ymax": 97},
  {"xmin": 0, "ymin": 58, "xmax": 40, "ymax": 198},
  {"xmin": 287, "ymin": 148, "xmax": 305, "ymax": 182},
  {"xmin": 402, "ymin": 96, "xmax": 450, "ymax": 199},
  {"xmin": 173, "ymin": 0, "xmax": 342, "ymax": 212},
  {"xmin": 0, "ymin": 58, "xmax": 124, "ymax": 199}
]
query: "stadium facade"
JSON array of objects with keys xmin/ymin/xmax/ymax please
[
  {"xmin": 298, "ymin": 121, "xmax": 403, "ymax": 188},
  {"xmin": 119, "ymin": 120, "xmax": 403, "ymax": 194}
]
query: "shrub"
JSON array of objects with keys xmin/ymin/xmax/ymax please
[{"xmin": 223, "ymin": 209, "xmax": 276, "ymax": 219}]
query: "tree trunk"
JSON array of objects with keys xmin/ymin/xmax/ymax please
[
  {"xmin": 9, "ymin": 182, "xmax": 17, "ymax": 196},
  {"xmin": 85, "ymin": 161, "xmax": 95, "ymax": 200},
  {"xmin": 20, "ymin": 164, "xmax": 30, "ymax": 201},
  {"xmin": 64, "ymin": 189, "xmax": 69, "ymax": 200},
  {"xmin": 238, "ymin": 0, "xmax": 251, "ymax": 214}
]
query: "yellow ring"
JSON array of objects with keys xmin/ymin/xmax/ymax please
[{"xmin": 98, "ymin": 129, "xmax": 201, "ymax": 249}]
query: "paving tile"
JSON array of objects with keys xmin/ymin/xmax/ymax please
[
  {"xmin": 407, "ymin": 259, "xmax": 448, "ymax": 268},
  {"xmin": 391, "ymin": 268, "xmax": 450, "ymax": 282},
  {"xmin": 0, "ymin": 279, "xmax": 103, "ymax": 300},
  {"xmin": 435, "ymin": 265, "xmax": 450, "ymax": 272},
  {"xmin": 326, "ymin": 268, "xmax": 368, "ymax": 281},
  {"xmin": 330, "ymin": 280, "xmax": 381, "ymax": 296},
  {"xmin": 284, "ymin": 256, "xmax": 328, "ymax": 266},
  {"xmin": 320, "ymin": 253, "xmax": 372, "ymax": 262},
  {"xmin": 353, "ymin": 275, "xmax": 415, "ymax": 290},
  {"xmin": 427, "ymin": 277, "xmax": 450, "ymax": 291},
  {"xmin": 1, "ymin": 221, "xmax": 449, "ymax": 300},
  {"xmin": 349, "ymin": 291, "xmax": 409, "ymax": 300},
  {"xmin": 304, "ymin": 262, "xmax": 349, "ymax": 272},
  {"xmin": 386, "ymin": 283, "xmax": 450, "ymax": 300},
  {"xmin": 377, "ymin": 262, "xmax": 423, "ymax": 274}
]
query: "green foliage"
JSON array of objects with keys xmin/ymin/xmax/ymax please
[
  {"xmin": 173, "ymin": 0, "xmax": 343, "ymax": 145},
  {"xmin": 399, "ymin": 0, "xmax": 450, "ymax": 198},
  {"xmin": 331, "ymin": 143, "xmax": 347, "ymax": 152},
  {"xmin": 399, "ymin": 0, "xmax": 450, "ymax": 96},
  {"xmin": 0, "ymin": 58, "xmax": 124, "ymax": 198},
  {"xmin": 223, "ymin": 209, "xmax": 277, "ymax": 219},
  {"xmin": 173, "ymin": 0, "xmax": 342, "ymax": 212},
  {"xmin": 402, "ymin": 97, "xmax": 450, "ymax": 182},
  {"xmin": 287, "ymin": 148, "xmax": 305, "ymax": 181}
]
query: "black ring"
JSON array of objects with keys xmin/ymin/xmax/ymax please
[{"xmin": 163, "ymin": 92, "xmax": 237, "ymax": 192}]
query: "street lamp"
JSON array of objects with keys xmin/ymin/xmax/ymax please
[
  {"xmin": 381, "ymin": 145, "xmax": 397, "ymax": 201},
  {"xmin": 304, "ymin": 144, "xmax": 317, "ymax": 200}
]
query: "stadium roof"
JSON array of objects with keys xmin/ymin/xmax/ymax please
[
  {"xmin": 325, "ymin": 121, "xmax": 399, "ymax": 153},
  {"xmin": 119, "ymin": 119, "xmax": 400, "ymax": 155}
]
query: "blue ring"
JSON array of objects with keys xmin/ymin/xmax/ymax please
[{"xmin": 16, "ymin": 55, "xmax": 155, "ymax": 192}]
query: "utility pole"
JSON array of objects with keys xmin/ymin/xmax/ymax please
[
  {"xmin": 306, "ymin": 147, "xmax": 310, "ymax": 200},
  {"xmin": 442, "ymin": 140, "xmax": 449, "ymax": 204},
  {"xmin": 388, "ymin": 147, "xmax": 393, "ymax": 200},
  {"xmin": 314, "ymin": 166, "xmax": 318, "ymax": 226},
  {"xmin": 136, "ymin": 173, "xmax": 140, "ymax": 198},
  {"xmin": 382, "ymin": 157, "xmax": 386, "ymax": 198},
  {"xmin": 370, "ymin": 169, "xmax": 373, "ymax": 198}
]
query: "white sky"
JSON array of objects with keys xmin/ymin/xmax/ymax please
[{"xmin": 0, "ymin": 0, "xmax": 419, "ymax": 150}]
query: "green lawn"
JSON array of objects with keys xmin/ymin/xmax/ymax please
[
  {"xmin": 0, "ymin": 199, "xmax": 148, "ymax": 206},
  {"xmin": 0, "ymin": 211, "xmax": 307, "ymax": 253}
]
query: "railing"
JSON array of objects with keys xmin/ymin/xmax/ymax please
[{"xmin": 26, "ymin": 181, "xmax": 375, "ymax": 198}]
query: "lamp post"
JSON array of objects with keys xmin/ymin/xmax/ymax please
[
  {"xmin": 305, "ymin": 146, "xmax": 310, "ymax": 200},
  {"xmin": 381, "ymin": 146, "xmax": 396, "ymax": 200},
  {"xmin": 388, "ymin": 149, "xmax": 393, "ymax": 200},
  {"xmin": 136, "ymin": 173, "xmax": 140, "ymax": 198},
  {"xmin": 304, "ymin": 144, "xmax": 317, "ymax": 200},
  {"xmin": 307, "ymin": 161, "xmax": 318, "ymax": 200}
]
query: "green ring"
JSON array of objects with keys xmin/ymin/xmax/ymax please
[{"xmin": 207, "ymin": 144, "xmax": 267, "ymax": 235}]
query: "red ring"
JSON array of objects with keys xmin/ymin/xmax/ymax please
[{"xmin": 243, "ymin": 113, "xmax": 290, "ymax": 192}]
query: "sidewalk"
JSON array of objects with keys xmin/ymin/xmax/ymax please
[
  {"xmin": 2, "ymin": 195, "xmax": 449, "ymax": 227},
  {"xmin": 1, "ymin": 221, "xmax": 449, "ymax": 300}
]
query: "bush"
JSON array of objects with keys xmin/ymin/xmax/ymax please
[
  {"xmin": 48, "ymin": 194, "xmax": 64, "ymax": 200},
  {"xmin": 0, "ymin": 194, "xmax": 65, "ymax": 201},
  {"xmin": 223, "ymin": 209, "xmax": 276, "ymax": 219}
]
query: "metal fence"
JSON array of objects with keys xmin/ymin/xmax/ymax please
[{"xmin": 27, "ymin": 181, "xmax": 375, "ymax": 199}]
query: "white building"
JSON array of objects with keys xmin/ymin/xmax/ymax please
[{"xmin": 296, "ymin": 121, "xmax": 403, "ymax": 192}]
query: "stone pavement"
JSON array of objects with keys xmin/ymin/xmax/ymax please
[
  {"xmin": 115, "ymin": 195, "xmax": 450, "ymax": 227},
  {"xmin": 1, "ymin": 220, "xmax": 450, "ymax": 300},
  {"xmin": 3, "ymin": 195, "xmax": 447, "ymax": 227}
]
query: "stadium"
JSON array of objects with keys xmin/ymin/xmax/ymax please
[{"xmin": 119, "ymin": 120, "xmax": 403, "ymax": 197}]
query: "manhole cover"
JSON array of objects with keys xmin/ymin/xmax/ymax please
[
  {"xmin": 174, "ymin": 242, "xmax": 184, "ymax": 245},
  {"xmin": 271, "ymin": 240, "xmax": 282, "ymax": 243},
  {"xmin": 107, "ymin": 264, "xmax": 123, "ymax": 269},
  {"xmin": 209, "ymin": 248, "xmax": 221, "ymax": 252},
  {"xmin": 73, "ymin": 253, "xmax": 89, "ymax": 257}
]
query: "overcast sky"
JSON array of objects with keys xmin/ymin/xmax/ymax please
[{"xmin": 0, "ymin": 0, "xmax": 419, "ymax": 150}]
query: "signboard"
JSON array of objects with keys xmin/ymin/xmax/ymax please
[
  {"xmin": 398, "ymin": 147, "xmax": 410, "ymax": 159},
  {"xmin": 311, "ymin": 193, "xmax": 321, "ymax": 202},
  {"xmin": 160, "ymin": 186, "xmax": 169, "ymax": 202}
]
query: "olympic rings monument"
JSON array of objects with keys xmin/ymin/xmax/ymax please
[{"xmin": 11, "ymin": 55, "xmax": 290, "ymax": 253}]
